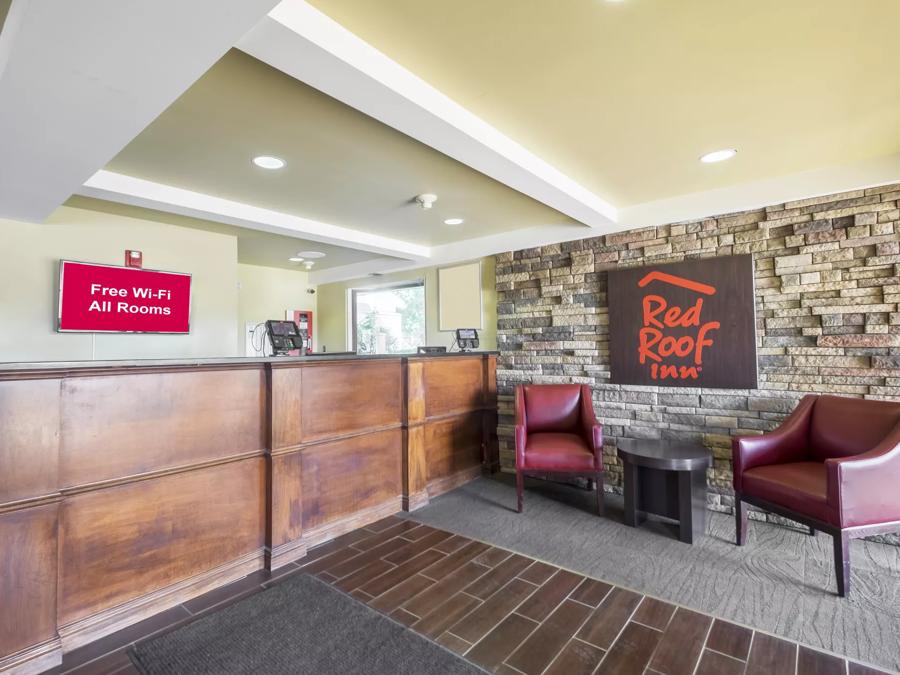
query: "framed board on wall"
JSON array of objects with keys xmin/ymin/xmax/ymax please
[
  {"xmin": 438, "ymin": 261, "xmax": 483, "ymax": 331},
  {"xmin": 607, "ymin": 254, "xmax": 757, "ymax": 389}
]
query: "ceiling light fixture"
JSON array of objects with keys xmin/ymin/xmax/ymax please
[
  {"xmin": 303, "ymin": 261, "xmax": 315, "ymax": 271},
  {"xmin": 252, "ymin": 155, "xmax": 286, "ymax": 170},
  {"xmin": 288, "ymin": 257, "xmax": 304, "ymax": 262},
  {"xmin": 700, "ymin": 148, "xmax": 737, "ymax": 163},
  {"xmin": 444, "ymin": 218, "xmax": 464, "ymax": 225},
  {"xmin": 297, "ymin": 251, "xmax": 326, "ymax": 259}
]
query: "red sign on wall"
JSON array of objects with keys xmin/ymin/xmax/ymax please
[
  {"xmin": 58, "ymin": 261, "xmax": 192, "ymax": 333},
  {"xmin": 607, "ymin": 255, "xmax": 757, "ymax": 389}
]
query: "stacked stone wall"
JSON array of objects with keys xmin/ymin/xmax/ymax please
[{"xmin": 495, "ymin": 183, "xmax": 900, "ymax": 535}]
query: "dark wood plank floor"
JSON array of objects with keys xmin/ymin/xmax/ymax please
[{"xmin": 53, "ymin": 515, "xmax": 891, "ymax": 675}]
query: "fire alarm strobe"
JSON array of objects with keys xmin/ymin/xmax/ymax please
[{"xmin": 125, "ymin": 250, "xmax": 143, "ymax": 269}]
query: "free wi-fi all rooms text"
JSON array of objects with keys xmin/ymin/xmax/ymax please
[{"xmin": 85, "ymin": 284, "xmax": 174, "ymax": 316}]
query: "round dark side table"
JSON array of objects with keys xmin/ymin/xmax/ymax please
[{"xmin": 616, "ymin": 438, "xmax": 712, "ymax": 544}]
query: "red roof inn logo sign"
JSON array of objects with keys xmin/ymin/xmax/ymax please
[{"xmin": 608, "ymin": 255, "xmax": 757, "ymax": 389}]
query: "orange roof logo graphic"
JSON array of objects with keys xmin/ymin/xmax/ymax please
[{"xmin": 637, "ymin": 271, "xmax": 716, "ymax": 296}]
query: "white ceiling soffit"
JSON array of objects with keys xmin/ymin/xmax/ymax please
[
  {"xmin": 80, "ymin": 171, "xmax": 430, "ymax": 261},
  {"xmin": 236, "ymin": 0, "xmax": 617, "ymax": 230},
  {"xmin": 0, "ymin": 0, "xmax": 279, "ymax": 223}
]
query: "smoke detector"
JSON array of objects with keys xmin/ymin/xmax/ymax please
[{"xmin": 415, "ymin": 193, "xmax": 438, "ymax": 209}]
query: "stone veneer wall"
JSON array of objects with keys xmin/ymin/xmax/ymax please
[{"xmin": 495, "ymin": 182, "xmax": 900, "ymax": 530}]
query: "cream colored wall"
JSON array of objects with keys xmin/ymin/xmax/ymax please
[
  {"xmin": 237, "ymin": 263, "xmax": 317, "ymax": 354},
  {"xmin": 316, "ymin": 257, "xmax": 496, "ymax": 353},
  {"xmin": 0, "ymin": 204, "xmax": 240, "ymax": 362}
]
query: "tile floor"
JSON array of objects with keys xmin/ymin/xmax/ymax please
[{"xmin": 51, "ymin": 515, "xmax": 891, "ymax": 675}]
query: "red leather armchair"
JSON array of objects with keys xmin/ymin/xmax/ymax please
[
  {"xmin": 733, "ymin": 394, "xmax": 900, "ymax": 596},
  {"xmin": 515, "ymin": 384, "xmax": 604, "ymax": 514}
]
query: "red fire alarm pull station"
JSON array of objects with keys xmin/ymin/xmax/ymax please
[{"xmin": 125, "ymin": 250, "xmax": 143, "ymax": 269}]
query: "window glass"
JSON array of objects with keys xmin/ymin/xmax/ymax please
[{"xmin": 353, "ymin": 283, "xmax": 425, "ymax": 354}]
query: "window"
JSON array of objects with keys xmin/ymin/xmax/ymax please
[{"xmin": 352, "ymin": 281, "xmax": 426, "ymax": 354}]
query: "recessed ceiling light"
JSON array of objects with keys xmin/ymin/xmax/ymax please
[
  {"xmin": 444, "ymin": 218, "xmax": 465, "ymax": 225},
  {"xmin": 700, "ymin": 148, "xmax": 737, "ymax": 163},
  {"xmin": 252, "ymin": 155, "xmax": 286, "ymax": 170},
  {"xmin": 297, "ymin": 251, "xmax": 326, "ymax": 259},
  {"xmin": 288, "ymin": 257, "xmax": 304, "ymax": 262}
]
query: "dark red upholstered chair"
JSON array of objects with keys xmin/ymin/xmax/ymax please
[
  {"xmin": 733, "ymin": 394, "xmax": 900, "ymax": 596},
  {"xmin": 514, "ymin": 384, "xmax": 604, "ymax": 515}
]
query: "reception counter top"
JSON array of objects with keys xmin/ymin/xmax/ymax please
[
  {"xmin": 0, "ymin": 350, "xmax": 500, "ymax": 373},
  {"xmin": 0, "ymin": 351, "xmax": 497, "ymax": 673}
]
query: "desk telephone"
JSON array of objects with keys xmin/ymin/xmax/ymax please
[{"xmin": 266, "ymin": 320, "xmax": 307, "ymax": 355}]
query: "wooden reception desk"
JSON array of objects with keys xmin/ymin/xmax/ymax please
[{"xmin": 0, "ymin": 352, "xmax": 497, "ymax": 674}]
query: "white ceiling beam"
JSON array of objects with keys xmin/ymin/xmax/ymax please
[
  {"xmin": 80, "ymin": 171, "xmax": 430, "ymax": 261},
  {"xmin": 308, "ymin": 221, "xmax": 602, "ymax": 285},
  {"xmin": 618, "ymin": 154, "xmax": 900, "ymax": 229},
  {"xmin": 236, "ymin": 0, "xmax": 618, "ymax": 230},
  {"xmin": 0, "ymin": 0, "xmax": 279, "ymax": 223}
]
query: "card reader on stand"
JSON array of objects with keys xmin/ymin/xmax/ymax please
[
  {"xmin": 266, "ymin": 320, "xmax": 307, "ymax": 356},
  {"xmin": 455, "ymin": 328, "xmax": 479, "ymax": 352}
]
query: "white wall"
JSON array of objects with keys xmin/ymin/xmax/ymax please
[
  {"xmin": 316, "ymin": 257, "xmax": 496, "ymax": 353},
  {"xmin": 0, "ymin": 204, "xmax": 239, "ymax": 362},
  {"xmin": 237, "ymin": 263, "xmax": 317, "ymax": 354}
]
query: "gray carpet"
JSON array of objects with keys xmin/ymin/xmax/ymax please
[
  {"xmin": 406, "ymin": 475, "xmax": 900, "ymax": 673},
  {"xmin": 129, "ymin": 573, "xmax": 484, "ymax": 675}
]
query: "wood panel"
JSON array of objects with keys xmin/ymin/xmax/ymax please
[
  {"xmin": 269, "ymin": 452, "xmax": 303, "ymax": 549},
  {"xmin": 0, "ymin": 504, "xmax": 59, "ymax": 656},
  {"xmin": 299, "ymin": 360, "xmax": 403, "ymax": 443},
  {"xmin": 59, "ymin": 457, "xmax": 265, "ymax": 624},
  {"xmin": 60, "ymin": 368, "xmax": 266, "ymax": 488},
  {"xmin": 300, "ymin": 428, "xmax": 402, "ymax": 531},
  {"xmin": 421, "ymin": 357, "xmax": 485, "ymax": 418},
  {"xmin": 424, "ymin": 411, "xmax": 484, "ymax": 483},
  {"xmin": 0, "ymin": 379, "xmax": 60, "ymax": 506},
  {"xmin": 270, "ymin": 367, "xmax": 302, "ymax": 451},
  {"xmin": 404, "ymin": 426, "xmax": 428, "ymax": 510},
  {"xmin": 406, "ymin": 360, "xmax": 426, "ymax": 425}
]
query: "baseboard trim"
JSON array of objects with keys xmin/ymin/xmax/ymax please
[
  {"xmin": 402, "ymin": 490, "xmax": 430, "ymax": 512},
  {"xmin": 0, "ymin": 637, "xmax": 62, "ymax": 675},
  {"xmin": 298, "ymin": 497, "xmax": 404, "ymax": 553},
  {"xmin": 268, "ymin": 538, "xmax": 308, "ymax": 570},
  {"xmin": 57, "ymin": 548, "xmax": 265, "ymax": 653},
  {"xmin": 427, "ymin": 465, "xmax": 482, "ymax": 500}
]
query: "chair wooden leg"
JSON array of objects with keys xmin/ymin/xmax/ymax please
[
  {"xmin": 834, "ymin": 531, "xmax": 850, "ymax": 597},
  {"xmin": 516, "ymin": 471, "xmax": 524, "ymax": 514},
  {"xmin": 595, "ymin": 474, "xmax": 605, "ymax": 516},
  {"xmin": 735, "ymin": 495, "xmax": 748, "ymax": 546}
]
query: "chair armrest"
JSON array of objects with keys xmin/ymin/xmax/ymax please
[
  {"xmin": 515, "ymin": 385, "xmax": 527, "ymax": 469},
  {"xmin": 732, "ymin": 394, "xmax": 815, "ymax": 491},
  {"xmin": 579, "ymin": 385, "xmax": 603, "ymax": 470},
  {"xmin": 826, "ymin": 420, "xmax": 900, "ymax": 527}
]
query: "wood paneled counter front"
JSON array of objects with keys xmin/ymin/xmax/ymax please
[{"xmin": 0, "ymin": 352, "xmax": 497, "ymax": 674}]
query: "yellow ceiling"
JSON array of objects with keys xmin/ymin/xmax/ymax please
[
  {"xmin": 308, "ymin": 0, "xmax": 900, "ymax": 206},
  {"xmin": 107, "ymin": 50, "xmax": 577, "ymax": 246}
]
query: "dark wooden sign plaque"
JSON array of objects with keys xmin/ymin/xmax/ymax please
[{"xmin": 607, "ymin": 254, "xmax": 757, "ymax": 389}]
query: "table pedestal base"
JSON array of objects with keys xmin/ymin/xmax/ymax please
[{"xmin": 623, "ymin": 462, "xmax": 707, "ymax": 544}]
